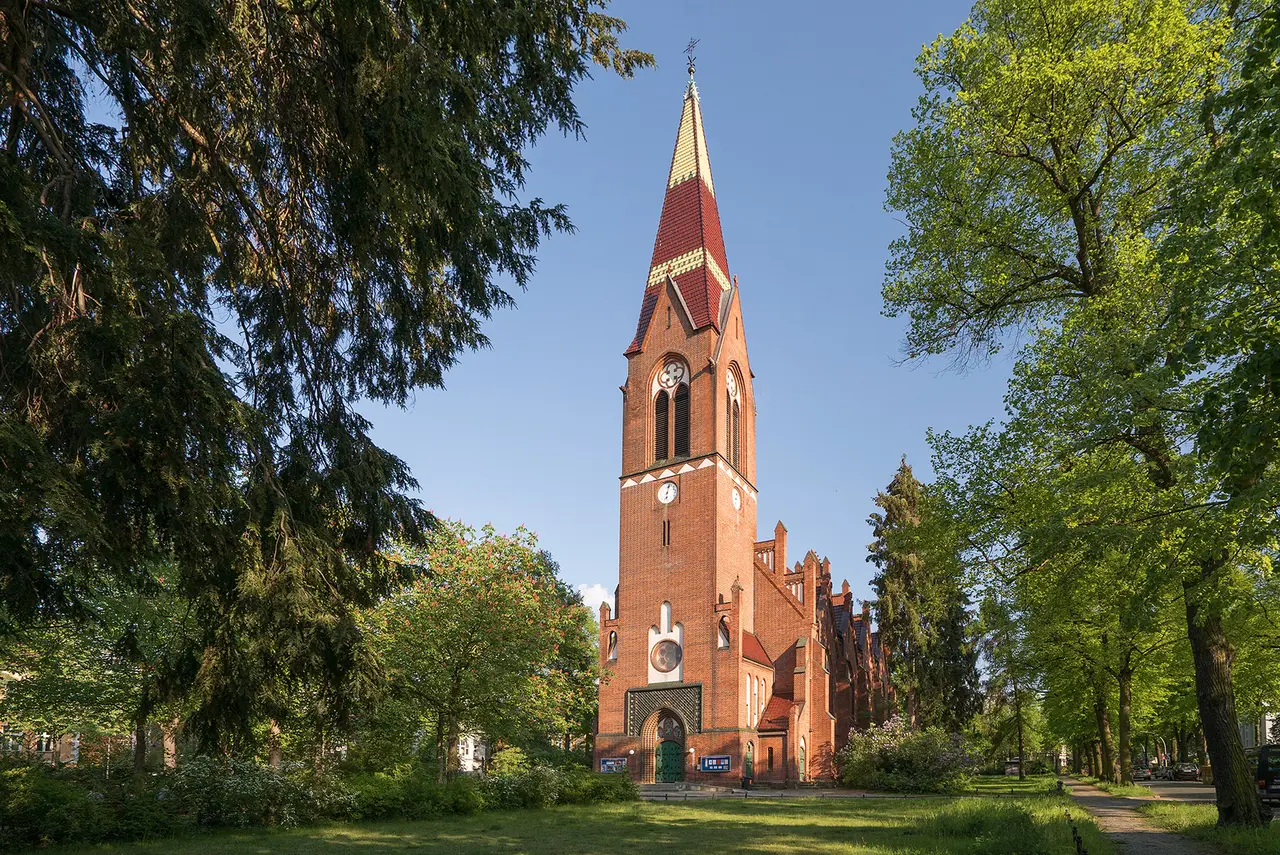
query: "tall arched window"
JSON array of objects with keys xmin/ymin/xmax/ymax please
[
  {"xmin": 732, "ymin": 400, "xmax": 740, "ymax": 469},
  {"xmin": 654, "ymin": 391, "xmax": 669, "ymax": 461},
  {"xmin": 607, "ymin": 631, "xmax": 618, "ymax": 660},
  {"xmin": 673, "ymin": 384, "xmax": 690, "ymax": 458},
  {"xmin": 718, "ymin": 617, "xmax": 730, "ymax": 649},
  {"xmin": 726, "ymin": 365, "xmax": 742, "ymax": 470}
]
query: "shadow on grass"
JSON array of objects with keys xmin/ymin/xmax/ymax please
[{"xmin": 61, "ymin": 796, "xmax": 1116, "ymax": 855}]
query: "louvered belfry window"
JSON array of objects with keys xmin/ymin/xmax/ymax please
[
  {"xmin": 732, "ymin": 400, "xmax": 741, "ymax": 469},
  {"xmin": 654, "ymin": 391, "xmax": 669, "ymax": 461},
  {"xmin": 673, "ymin": 384, "xmax": 690, "ymax": 458},
  {"xmin": 725, "ymin": 391, "xmax": 732, "ymax": 458}
]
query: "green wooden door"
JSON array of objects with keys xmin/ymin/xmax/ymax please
[
  {"xmin": 744, "ymin": 742, "xmax": 754, "ymax": 779},
  {"xmin": 656, "ymin": 740, "xmax": 684, "ymax": 783}
]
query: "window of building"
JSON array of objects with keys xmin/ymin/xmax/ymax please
[
  {"xmin": 673, "ymin": 383, "xmax": 690, "ymax": 457},
  {"xmin": 725, "ymin": 365, "xmax": 742, "ymax": 470},
  {"xmin": 718, "ymin": 617, "xmax": 730, "ymax": 649},
  {"xmin": 607, "ymin": 631, "xmax": 617, "ymax": 660},
  {"xmin": 732, "ymin": 400, "xmax": 740, "ymax": 468},
  {"xmin": 768, "ymin": 746, "xmax": 774, "ymax": 771},
  {"xmin": 654, "ymin": 391, "xmax": 669, "ymax": 461}
]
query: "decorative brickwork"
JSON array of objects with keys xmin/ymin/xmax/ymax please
[
  {"xmin": 596, "ymin": 75, "xmax": 894, "ymax": 786},
  {"xmin": 626, "ymin": 684, "xmax": 703, "ymax": 736}
]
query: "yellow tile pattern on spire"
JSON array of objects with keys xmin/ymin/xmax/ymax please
[{"xmin": 667, "ymin": 84, "xmax": 715, "ymax": 196}]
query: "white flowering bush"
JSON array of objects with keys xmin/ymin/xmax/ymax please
[
  {"xmin": 837, "ymin": 715, "xmax": 977, "ymax": 793},
  {"xmin": 170, "ymin": 758, "xmax": 354, "ymax": 827}
]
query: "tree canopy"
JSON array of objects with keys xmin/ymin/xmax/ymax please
[{"xmin": 0, "ymin": 0, "xmax": 650, "ymax": 751}]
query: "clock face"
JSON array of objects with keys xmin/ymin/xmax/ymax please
[
  {"xmin": 659, "ymin": 361, "xmax": 686, "ymax": 389},
  {"xmin": 650, "ymin": 639, "xmax": 683, "ymax": 673},
  {"xmin": 657, "ymin": 481, "xmax": 678, "ymax": 504},
  {"xmin": 726, "ymin": 371, "xmax": 738, "ymax": 398},
  {"xmin": 731, "ymin": 487, "xmax": 742, "ymax": 510}
]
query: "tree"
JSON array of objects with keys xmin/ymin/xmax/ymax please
[
  {"xmin": 868, "ymin": 459, "xmax": 980, "ymax": 732},
  {"xmin": 881, "ymin": 0, "xmax": 1271, "ymax": 824},
  {"xmin": 363, "ymin": 521, "xmax": 598, "ymax": 780},
  {"xmin": 0, "ymin": 0, "xmax": 650, "ymax": 751}
]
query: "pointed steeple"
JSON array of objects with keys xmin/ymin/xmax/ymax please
[{"xmin": 626, "ymin": 77, "xmax": 732, "ymax": 354}]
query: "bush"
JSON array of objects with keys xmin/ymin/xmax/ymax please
[
  {"xmin": 0, "ymin": 756, "xmax": 637, "ymax": 851},
  {"xmin": 556, "ymin": 768, "xmax": 639, "ymax": 805},
  {"xmin": 489, "ymin": 747, "xmax": 529, "ymax": 775},
  {"xmin": 0, "ymin": 760, "xmax": 189, "ymax": 850},
  {"xmin": 837, "ymin": 716, "xmax": 977, "ymax": 793}
]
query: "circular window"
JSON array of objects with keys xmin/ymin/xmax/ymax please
[{"xmin": 650, "ymin": 639, "xmax": 683, "ymax": 673}]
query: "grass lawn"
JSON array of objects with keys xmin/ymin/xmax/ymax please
[
  {"xmin": 1075, "ymin": 775, "xmax": 1157, "ymax": 799},
  {"xmin": 965, "ymin": 773, "xmax": 1060, "ymax": 795},
  {"xmin": 58, "ymin": 796, "xmax": 1113, "ymax": 855},
  {"xmin": 1138, "ymin": 803, "xmax": 1280, "ymax": 855}
]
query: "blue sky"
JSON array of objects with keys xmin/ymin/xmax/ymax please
[{"xmin": 367, "ymin": 0, "xmax": 1013, "ymax": 611}]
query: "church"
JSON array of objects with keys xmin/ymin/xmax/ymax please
[{"xmin": 594, "ymin": 71, "xmax": 894, "ymax": 785}]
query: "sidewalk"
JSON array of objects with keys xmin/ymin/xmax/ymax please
[{"xmin": 1063, "ymin": 778, "xmax": 1215, "ymax": 855}]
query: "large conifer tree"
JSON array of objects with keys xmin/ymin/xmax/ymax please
[
  {"xmin": 0, "ymin": 0, "xmax": 650, "ymax": 751},
  {"xmin": 868, "ymin": 459, "xmax": 979, "ymax": 732}
]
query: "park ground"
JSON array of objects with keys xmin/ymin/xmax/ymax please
[
  {"xmin": 45, "ymin": 776, "xmax": 1280, "ymax": 855},
  {"xmin": 56, "ymin": 786, "xmax": 1109, "ymax": 855}
]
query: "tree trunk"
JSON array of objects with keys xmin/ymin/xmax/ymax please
[
  {"xmin": 436, "ymin": 710, "xmax": 447, "ymax": 782},
  {"xmin": 1013, "ymin": 675, "xmax": 1026, "ymax": 781},
  {"xmin": 1094, "ymin": 685, "xmax": 1118, "ymax": 783},
  {"xmin": 133, "ymin": 712, "xmax": 148, "ymax": 772},
  {"xmin": 268, "ymin": 720, "xmax": 282, "ymax": 768},
  {"xmin": 1091, "ymin": 741, "xmax": 1102, "ymax": 777},
  {"xmin": 1185, "ymin": 576, "xmax": 1262, "ymax": 827},
  {"xmin": 1118, "ymin": 667, "xmax": 1133, "ymax": 784},
  {"xmin": 163, "ymin": 718, "xmax": 179, "ymax": 769}
]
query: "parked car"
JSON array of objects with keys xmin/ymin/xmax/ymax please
[
  {"xmin": 1254, "ymin": 745, "xmax": 1280, "ymax": 805},
  {"xmin": 1154, "ymin": 766, "xmax": 1174, "ymax": 780},
  {"xmin": 1173, "ymin": 763, "xmax": 1200, "ymax": 781},
  {"xmin": 1131, "ymin": 766, "xmax": 1153, "ymax": 781}
]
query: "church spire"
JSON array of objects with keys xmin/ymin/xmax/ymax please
[{"xmin": 626, "ymin": 74, "xmax": 732, "ymax": 355}]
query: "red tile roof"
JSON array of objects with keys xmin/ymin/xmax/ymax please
[
  {"xmin": 742, "ymin": 631, "xmax": 773, "ymax": 667},
  {"xmin": 626, "ymin": 79, "xmax": 731, "ymax": 355},
  {"xmin": 760, "ymin": 695, "xmax": 795, "ymax": 732}
]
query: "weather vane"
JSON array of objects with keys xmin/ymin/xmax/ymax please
[{"xmin": 685, "ymin": 38, "xmax": 699, "ymax": 78}]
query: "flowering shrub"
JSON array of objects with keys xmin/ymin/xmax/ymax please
[
  {"xmin": 836, "ymin": 716, "xmax": 977, "ymax": 793},
  {"xmin": 171, "ymin": 757, "xmax": 355, "ymax": 827}
]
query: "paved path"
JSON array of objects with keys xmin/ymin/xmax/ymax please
[
  {"xmin": 1063, "ymin": 778, "xmax": 1214, "ymax": 855},
  {"xmin": 1141, "ymin": 779, "xmax": 1217, "ymax": 803}
]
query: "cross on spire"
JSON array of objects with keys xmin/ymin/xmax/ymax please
[{"xmin": 685, "ymin": 38, "xmax": 699, "ymax": 79}]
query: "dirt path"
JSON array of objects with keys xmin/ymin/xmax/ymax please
[{"xmin": 1063, "ymin": 778, "xmax": 1216, "ymax": 855}]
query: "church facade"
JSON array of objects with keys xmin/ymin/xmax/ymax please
[{"xmin": 595, "ymin": 75, "xmax": 893, "ymax": 785}]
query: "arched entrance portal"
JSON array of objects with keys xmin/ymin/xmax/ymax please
[{"xmin": 654, "ymin": 713, "xmax": 685, "ymax": 783}]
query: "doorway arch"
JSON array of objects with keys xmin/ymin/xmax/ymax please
[
  {"xmin": 654, "ymin": 712, "xmax": 685, "ymax": 783},
  {"xmin": 641, "ymin": 708, "xmax": 686, "ymax": 783}
]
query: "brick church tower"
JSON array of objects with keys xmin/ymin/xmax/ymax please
[{"xmin": 595, "ymin": 72, "xmax": 893, "ymax": 785}]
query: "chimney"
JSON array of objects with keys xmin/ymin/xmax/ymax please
[{"xmin": 773, "ymin": 521, "xmax": 787, "ymax": 573}]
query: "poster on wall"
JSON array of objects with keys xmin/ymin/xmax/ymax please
[
  {"xmin": 600, "ymin": 757, "xmax": 628, "ymax": 773},
  {"xmin": 699, "ymin": 755, "xmax": 732, "ymax": 773}
]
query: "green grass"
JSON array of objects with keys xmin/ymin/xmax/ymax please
[
  {"xmin": 1076, "ymin": 775, "xmax": 1156, "ymax": 799},
  {"xmin": 1138, "ymin": 803, "xmax": 1280, "ymax": 855},
  {"xmin": 966, "ymin": 773, "xmax": 1060, "ymax": 795},
  {"xmin": 56, "ymin": 797, "xmax": 1115, "ymax": 855}
]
